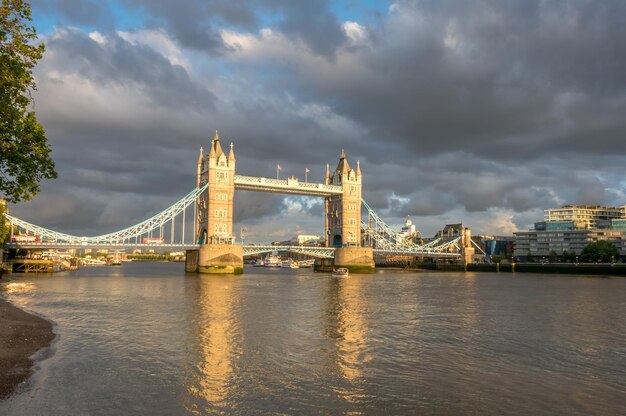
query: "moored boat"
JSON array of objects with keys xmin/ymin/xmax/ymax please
[
  {"xmin": 331, "ymin": 268, "xmax": 349, "ymax": 278},
  {"xmin": 263, "ymin": 254, "xmax": 281, "ymax": 267}
]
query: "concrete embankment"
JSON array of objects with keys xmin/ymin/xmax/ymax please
[
  {"xmin": 377, "ymin": 262, "xmax": 626, "ymax": 276},
  {"xmin": 0, "ymin": 289, "xmax": 55, "ymax": 399},
  {"xmin": 467, "ymin": 263, "xmax": 626, "ymax": 276}
]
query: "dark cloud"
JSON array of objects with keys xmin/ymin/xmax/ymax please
[
  {"xmin": 44, "ymin": 28, "xmax": 216, "ymax": 110},
  {"xmin": 272, "ymin": 0, "xmax": 347, "ymax": 58},
  {"xmin": 9, "ymin": 1, "xmax": 626, "ymax": 240},
  {"xmin": 117, "ymin": 0, "xmax": 345, "ymax": 57}
]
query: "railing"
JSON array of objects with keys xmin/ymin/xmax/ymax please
[{"xmin": 243, "ymin": 245, "xmax": 336, "ymax": 258}]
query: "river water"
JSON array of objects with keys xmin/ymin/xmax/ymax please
[{"xmin": 1, "ymin": 263, "xmax": 625, "ymax": 415}]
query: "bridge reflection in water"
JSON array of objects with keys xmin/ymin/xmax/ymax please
[
  {"xmin": 184, "ymin": 276, "xmax": 241, "ymax": 413},
  {"xmin": 324, "ymin": 276, "xmax": 371, "ymax": 405}
]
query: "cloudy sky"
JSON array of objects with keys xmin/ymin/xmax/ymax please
[{"xmin": 9, "ymin": 0, "xmax": 626, "ymax": 242}]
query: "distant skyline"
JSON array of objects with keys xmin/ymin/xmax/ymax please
[{"xmin": 10, "ymin": 0, "xmax": 626, "ymax": 242}]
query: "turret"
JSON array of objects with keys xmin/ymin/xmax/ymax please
[
  {"xmin": 209, "ymin": 130, "xmax": 223, "ymax": 160},
  {"xmin": 325, "ymin": 163, "xmax": 330, "ymax": 185},
  {"xmin": 356, "ymin": 160, "xmax": 361, "ymax": 177},
  {"xmin": 196, "ymin": 146, "xmax": 204, "ymax": 185},
  {"xmin": 228, "ymin": 142, "xmax": 235, "ymax": 162}
]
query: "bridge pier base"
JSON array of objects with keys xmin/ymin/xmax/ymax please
[
  {"xmin": 333, "ymin": 247, "xmax": 375, "ymax": 273},
  {"xmin": 186, "ymin": 244, "xmax": 243, "ymax": 274}
]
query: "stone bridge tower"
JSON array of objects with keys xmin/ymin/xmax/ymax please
[
  {"xmin": 197, "ymin": 131, "xmax": 236, "ymax": 243},
  {"xmin": 325, "ymin": 150, "xmax": 362, "ymax": 247},
  {"xmin": 325, "ymin": 150, "xmax": 374, "ymax": 272},
  {"xmin": 190, "ymin": 131, "xmax": 242, "ymax": 274}
]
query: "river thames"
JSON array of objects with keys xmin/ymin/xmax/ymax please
[{"xmin": 1, "ymin": 263, "xmax": 625, "ymax": 415}]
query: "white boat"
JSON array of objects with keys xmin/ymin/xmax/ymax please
[
  {"xmin": 263, "ymin": 254, "xmax": 281, "ymax": 267},
  {"xmin": 331, "ymin": 268, "xmax": 349, "ymax": 278},
  {"xmin": 281, "ymin": 259, "xmax": 299, "ymax": 269}
]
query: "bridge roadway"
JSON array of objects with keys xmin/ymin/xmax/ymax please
[{"xmin": 7, "ymin": 242, "xmax": 462, "ymax": 259}]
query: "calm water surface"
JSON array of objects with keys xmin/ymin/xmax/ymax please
[{"xmin": 1, "ymin": 263, "xmax": 625, "ymax": 415}]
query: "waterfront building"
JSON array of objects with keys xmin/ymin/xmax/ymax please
[
  {"xmin": 474, "ymin": 235, "xmax": 515, "ymax": 257},
  {"xmin": 514, "ymin": 204, "xmax": 626, "ymax": 260},
  {"xmin": 290, "ymin": 235, "xmax": 321, "ymax": 246},
  {"xmin": 541, "ymin": 204, "xmax": 626, "ymax": 230}
]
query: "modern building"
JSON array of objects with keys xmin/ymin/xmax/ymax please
[
  {"xmin": 290, "ymin": 235, "xmax": 321, "ymax": 246},
  {"xmin": 474, "ymin": 235, "xmax": 515, "ymax": 257},
  {"xmin": 514, "ymin": 204, "xmax": 626, "ymax": 259},
  {"xmin": 542, "ymin": 204, "xmax": 626, "ymax": 230}
]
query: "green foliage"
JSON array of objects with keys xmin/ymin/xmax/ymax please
[
  {"xmin": 562, "ymin": 250, "xmax": 577, "ymax": 263},
  {"xmin": 581, "ymin": 240, "xmax": 620, "ymax": 263},
  {"xmin": 491, "ymin": 254, "xmax": 509, "ymax": 263},
  {"xmin": 526, "ymin": 251, "xmax": 534, "ymax": 262},
  {"xmin": 1, "ymin": 0, "xmax": 56, "ymax": 203},
  {"xmin": 548, "ymin": 250, "xmax": 558, "ymax": 262},
  {"xmin": 0, "ymin": 203, "xmax": 8, "ymax": 243}
]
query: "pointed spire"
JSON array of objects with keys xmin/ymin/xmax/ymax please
[
  {"xmin": 209, "ymin": 130, "xmax": 223, "ymax": 159},
  {"xmin": 228, "ymin": 142, "xmax": 235, "ymax": 161},
  {"xmin": 208, "ymin": 137, "xmax": 216, "ymax": 159},
  {"xmin": 197, "ymin": 146, "xmax": 204, "ymax": 163},
  {"xmin": 337, "ymin": 149, "xmax": 350, "ymax": 173},
  {"xmin": 356, "ymin": 159, "xmax": 361, "ymax": 176}
]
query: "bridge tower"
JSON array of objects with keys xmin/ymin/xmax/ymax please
[
  {"xmin": 324, "ymin": 150, "xmax": 374, "ymax": 272},
  {"xmin": 188, "ymin": 131, "xmax": 243, "ymax": 274},
  {"xmin": 325, "ymin": 150, "xmax": 362, "ymax": 247}
]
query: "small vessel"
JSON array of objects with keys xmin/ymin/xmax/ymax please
[
  {"xmin": 106, "ymin": 257, "xmax": 122, "ymax": 266},
  {"xmin": 331, "ymin": 268, "xmax": 349, "ymax": 278},
  {"xmin": 263, "ymin": 254, "xmax": 281, "ymax": 267},
  {"xmin": 281, "ymin": 259, "xmax": 299, "ymax": 269}
]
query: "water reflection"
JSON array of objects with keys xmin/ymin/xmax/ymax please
[
  {"xmin": 183, "ymin": 276, "xmax": 241, "ymax": 414},
  {"xmin": 324, "ymin": 276, "xmax": 371, "ymax": 404}
]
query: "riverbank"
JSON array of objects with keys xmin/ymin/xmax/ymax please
[{"xmin": 0, "ymin": 293, "xmax": 55, "ymax": 399}]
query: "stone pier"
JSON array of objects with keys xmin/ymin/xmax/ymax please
[
  {"xmin": 334, "ymin": 247, "xmax": 375, "ymax": 273},
  {"xmin": 186, "ymin": 244, "xmax": 243, "ymax": 274}
]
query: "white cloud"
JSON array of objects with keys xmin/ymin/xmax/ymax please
[
  {"xmin": 343, "ymin": 21, "xmax": 367, "ymax": 43},
  {"xmin": 88, "ymin": 31, "xmax": 107, "ymax": 45},
  {"xmin": 117, "ymin": 29, "xmax": 192, "ymax": 71}
]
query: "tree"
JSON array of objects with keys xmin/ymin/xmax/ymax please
[
  {"xmin": 0, "ymin": 202, "xmax": 8, "ymax": 243},
  {"xmin": 580, "ymin": 240, "xmax": 620, "ymax": 263},
  {"xmin": 548, "ymin": 250, "xmax": 558, "ymax": 263},
  {"xmin": 1, "ymin": 0, "xmax": 56, "ymax": 203}
]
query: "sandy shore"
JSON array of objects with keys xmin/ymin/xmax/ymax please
[{"xmin": 0, "ymin": 292, "xmax": 55, "ymax": 399}]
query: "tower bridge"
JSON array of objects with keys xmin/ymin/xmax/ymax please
[{"xmin": 5, "ymin": 131, "xmax": 476, "ymax": 272}]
